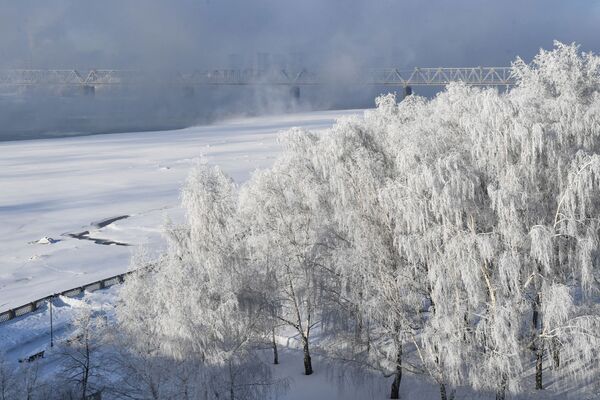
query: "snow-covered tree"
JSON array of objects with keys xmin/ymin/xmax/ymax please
[
  {"xmin": 118, "ymin": 165, "xmax": 282, "ymax": 400},
  {"xmin": 58, "ymin": 306, "xmax": 106, "ymax": 399},
  {"xmin": 466, "ymin": 42, "xmax": 600, "ymax": 392},
  {"xmin": 114, "ymin": 251, "xmax": 185, "ymax": 400},
  {"xmin": 114, "ymin": 41, "xmax": 600, "ymax": 400},
  {"xmin": 307, "ymin": 97, "xmax": 430, "ymax": 398},
  {"xmin": 0, "ymin": 356, "xmax": 16, "ymax": 400},
  {"xmin": 307, "ymin": 42, "xmax": 600, "ymax": 398},
  {"xmin": 240, "ymin": 129, "xmax": 336, "ymax": 376}
]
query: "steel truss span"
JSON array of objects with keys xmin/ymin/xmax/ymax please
[{"xmin": 0, "ymin": 67, "xmax": 515, "ymax": 87}]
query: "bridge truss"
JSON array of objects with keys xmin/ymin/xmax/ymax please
[{"xmin": 0, "ymin": 67, "xmax": 515, "ymax": 88}]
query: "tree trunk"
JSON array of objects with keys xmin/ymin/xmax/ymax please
[
  {"xmin": 82, "ymin": 340, "xmax": 90, "ymax": 400},
  {"xmin": 535, "ymin": 344, "xmax": 544, "ymax": 390},
  {"xmin": 389, "ymin": 344, "xmax": 402, "ymax": 399},
  {"xmin": 495, "ymin": 374, "xmax": 507, "ymax": 400},
  {"xmin": 440, "ymin": 384, "xmax": 448, "ymax": 400},
  {"xmin": 229, "ymin": 360, "xmax": 236, "ymax": 400},
  {"xmin": 356, "ymin": 313, "xmax": 363, "ymax": 343},
  {"xmin": 302, "ymin": 336, "xmax": 313, "ymax": 375},
  {"xmin": 552, "ymin": 338, "xmax": 560, "ymax": 369},
  {"xmin": 150, "ymin": 382, "xmax": 160, "ymax": 400},
  {"xmin": 532, "ymin": 292, "xmax": 543, "ymax": 390},
  {"xmin": 496, "ymin": 387, "xmax": 505, "ymax": 400},
  {"xmin": 272, "ymin": 328, "xmax": 279, "ymax": 365},
  {"xmin": 82, "ymin": 371, "xmax": 88, "ymax": 400},
  {"xmin": 355, "ymin": 290, "xmax": 364, "ymax": 343}
]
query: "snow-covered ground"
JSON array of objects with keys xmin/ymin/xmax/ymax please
[
  {"xmin": 0, "ymin": 110, "xmax": 361, "ymax": 312},
  {"xmin": 0, "ymin": 286, "xmax": 390, "ymax": 399},
  {"xmin": 0, "ymin": 286, "xmax": 406, "ymax": 400},
  {"xmin": 1, "ymin": 286, "xmax": 596, "ymax": 400}
]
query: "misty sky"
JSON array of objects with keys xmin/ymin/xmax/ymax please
[{"xmin": 1, "ymin": 0, "xmax": 600, "ymax": 71}]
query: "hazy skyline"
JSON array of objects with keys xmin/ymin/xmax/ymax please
[
  {"xmin": 2, "ymin": 0, "xmax": 600, "ymax": 71},
  {"xmin": 2, "ymin": 1, "xmax": 600, "ymax": 140}
]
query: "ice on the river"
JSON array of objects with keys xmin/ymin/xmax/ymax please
[{"xmin": 0, "ymin": 110, "xmax": 361, "ymax": 312}]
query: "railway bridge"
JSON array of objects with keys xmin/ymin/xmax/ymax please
[{"xmin": 0, "ymin": 67, "xmax": 515, "ymax": 98}]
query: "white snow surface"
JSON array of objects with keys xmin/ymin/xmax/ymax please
[
  {"xmin": 1, "ymin": 286, "xmax": 593, "ymax": 400},
  {"xmin": 0, "ymin": 110, "xmax": 361, "ymax": 312},
  {"xmin": 0, "ymin": 287, "xmax": 434, "ymax": 400}
]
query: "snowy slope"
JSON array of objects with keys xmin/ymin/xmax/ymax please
[{"xmin": 0, "ymin": 110, "xmax": 361, "ymax": 312}]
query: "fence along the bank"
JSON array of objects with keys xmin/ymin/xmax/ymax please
[{"xmin": 0, "ymin": 271, "xmax": 134, "ymax": 324}]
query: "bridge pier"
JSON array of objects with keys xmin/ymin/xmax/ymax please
[
  {"xmin": 82, "ymin": 85, "xmax": 95, "ymax": 96},
  {"xmin": 404, "ymin": 86, "xmax": 413, "ymax": 97},
  {"xmin": 290, "ymin": 86, "xmax": 300, "ymax": 100}
]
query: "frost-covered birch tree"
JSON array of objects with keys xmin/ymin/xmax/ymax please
[
  {"xmin": 311, "ymin": 97, "xmax": 432, "ymax": 399},
  {"xmin": 114, "ymin": 41, "xmax": 600, "ymax": 400},
  {"xmin": 240, "ymin": 129, "xmax": 336, "ymax": 376},
  {"xmin": 118, "ymin": 165, "xmax": 281, "ymax": 400},
  {"xmin": 468, "ymin": 42, "xmax": 600, "ymax": 392}
]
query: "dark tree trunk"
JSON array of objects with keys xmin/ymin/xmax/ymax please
[
  {"xmin": 272, "ymin": 328, "xmax": 279, "ymax": 365},
  {"xmin": 552, "ymin": 338, "xmax": 560, "ymax": 369},
  {"xmin": 536, "ymin": 345, "xmax": 544, "ymax": 390},
  {"xmin": 82, "ymin": 340, "xmax": 90, "ymax": 400},
  {"xmin": 438, "ymin": 384, "xmax": 455, "ymax": 400},
  {"xmin": 496, "ymin": 387, "xmax": 505, "ymax": 400},
  {"xmin": 302, "ymin": 336, "xmax": 313, "ymax": 375},
  {"xmin": 229, "ymin": 360, "xmax": 236, "ymax": 400},
  {"xmin": 532, "ymin": 292, "xmax": 543, "ymax": 390},
  {"xmin": 463, "ymin": 312, "xmax": 469, "ymax": 342},
  {"xmin": 532, "ymin": 294, "xmax": 540, "ymax": 336},
  {"xmin": 356, "ymin": 313, "xmax": 363, "ymax": 342},
  {"xmin": 355, "ymin": 291, "xmax": 364, "ymax": 342},
  {"xmin": 496, "ymin": 374, "xmax": 507, "ymax": 400},
  {"xmin": 440, "ymin": 384, "xmax": 448, "ymax": 400},
  {"xmin": 389, "ymin": 344, "xmax": 402, "ymax": 399}
]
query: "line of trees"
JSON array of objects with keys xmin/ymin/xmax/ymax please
[
  {"xmin": 114, "ymin": 42, "xmax": 600, "ymax": 400},
  {"xmin": 116, "ymin": 42, "xmax": 600, "ymax": 399},
  {"xmin": 2, "ymin": 42, "xmax": 600, "ymax": 400}
]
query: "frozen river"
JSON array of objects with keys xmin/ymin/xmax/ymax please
[{"xmin": 0, "ymin": 110, "xmax": 362, "ymax": 312}]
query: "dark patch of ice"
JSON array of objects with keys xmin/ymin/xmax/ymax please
[
  {"xmin": 91, "ymin": 215, "xmax": 129, "ymax": 229},
  {"xmin": 65, "ymin": 231, "xmax": 129, "ymax": 246},
  {"xmin": 62, "ymin": 215, "xmax": 131, "ymax": 246}
]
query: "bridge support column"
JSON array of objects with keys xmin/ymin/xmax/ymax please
[
  {"xmin": 290, "ymin": 86, "xmax": 300, "ymax": 100},
  {"xmin": 404, "ymin": 86, "xmax": 412, "ymax": 98},
  {"xmin": 82, "ymin": 85, "xmax": 95, "ymax": 96}
]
